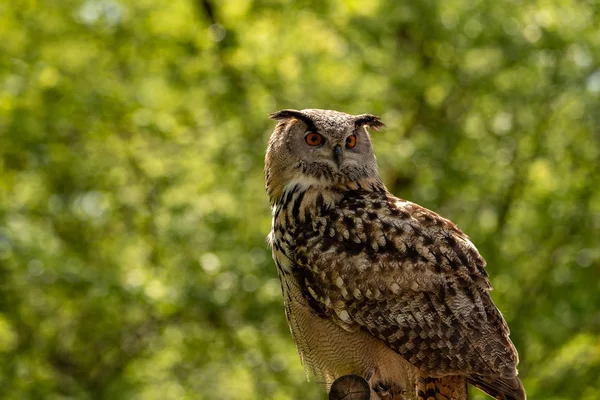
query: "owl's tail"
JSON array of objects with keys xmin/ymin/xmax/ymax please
[
  {"xmin": 416, "ymin": 374, "xmax": 527, "ymax": 400},
  {"xmin": 467, "ymin": 374, "xmax": 526, "ymax": 400},
  {"xmin": 417, "ymin": 375, "xmax": 468, "ymax": 400}
]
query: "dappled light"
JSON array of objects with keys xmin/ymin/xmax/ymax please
[{"xmin": 0, "ymin": 0, "xmax": 599, "ymax": 399}]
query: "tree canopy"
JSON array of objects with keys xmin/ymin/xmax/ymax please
[{"xmin": 1, "ymin": 0, "xmax": 599, "ymax": 399}]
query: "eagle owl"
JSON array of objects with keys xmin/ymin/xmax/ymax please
[{"xmin": 264, "ymin": 109, "xmax": 526, "ymax": 400}]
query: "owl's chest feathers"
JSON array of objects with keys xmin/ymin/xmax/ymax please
[
  {"xmin": 271, "ymin": 183, "xmax": 334, "ymax": 275},
  {"xmin": 269, "ymin": 179, "xmax": 398, "ymax": 277},
  {"xmin": 269, "ymin": 180, "xmax": 486, "ymax": 298}
]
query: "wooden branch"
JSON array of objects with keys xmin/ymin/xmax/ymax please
[{"xmin": 329, "ymin": 374, "xmax": 371, "ymax": 400}]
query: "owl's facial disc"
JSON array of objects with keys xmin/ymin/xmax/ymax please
[{"xmin": 266, "ymin": 109, "xmax": 385, "ymax": 203}]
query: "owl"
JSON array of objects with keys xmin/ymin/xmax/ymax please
[{"xmin": 264, "ymin": 109, "xmax": 526, "ymax": 400}]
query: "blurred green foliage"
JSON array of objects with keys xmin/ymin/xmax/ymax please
[{"xmin": 1, "ymin": 0, "xmax": 599, "ymax": 399}]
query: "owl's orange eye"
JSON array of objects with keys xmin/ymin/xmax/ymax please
[
  {"xmin": 346, "ymin": 135, "xmax": 357, "ymax": 149},
  {"xmin": 305, "ymin": 132, "xmax": 324, "ymax": 146}
]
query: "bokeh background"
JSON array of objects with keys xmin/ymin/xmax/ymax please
[{"xmin": 1, "ymin": 0, "xmax": 599, "ymax": 399}]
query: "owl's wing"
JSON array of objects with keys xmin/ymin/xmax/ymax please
[{"xmin": 293, "ymin": 192, "xmax": 524, "ymax": 399}]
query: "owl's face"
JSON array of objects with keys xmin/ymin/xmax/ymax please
[{"xmin": 265, "ymin": 109, "xmax": 384, "ymax": 203}]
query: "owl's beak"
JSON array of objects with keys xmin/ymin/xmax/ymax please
[{"xmin": 333, "ymin": 144, "xmax": 343, "ymax": 167}]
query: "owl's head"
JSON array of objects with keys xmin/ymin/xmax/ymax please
[{"xmin": 265, "ymin": 109, "xmax": 385, "ymax": 204}]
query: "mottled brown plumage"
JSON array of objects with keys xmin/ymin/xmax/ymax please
[{"xmin": 265, "ymin": 109, "xmax": 526, "ymax": 400}]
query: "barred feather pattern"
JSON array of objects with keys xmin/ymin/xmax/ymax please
[
  {"xmin": 270, "ymin": 181, "xmax": 526, "ymax": 400},
  {"xmin": 417, "ymin": 376, "xmax": 468, "ymax": 400}
]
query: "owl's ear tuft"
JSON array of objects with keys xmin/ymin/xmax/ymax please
[
  {"xmin": 269, "ymin": 109, "xmax": 316, "ymax": 131},
  {"xmin": 269, "ymin": 109, "xmax": 306, "ymax": 121},
  {"xmin": 355, "ymin": 114, "xmax": 385, "ymax": 131}
]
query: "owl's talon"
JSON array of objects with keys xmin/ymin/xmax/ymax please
[
  {"xmin": 373, "ymin": 382, "xmax": 397, "ymax": 399},
  {"xmin": 375, "ymin": 383, "xmax": 387, "ymax": 391},
  {"xmin": 374, "ymin": 382, "xmax": 390, "ymax": 393}
]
